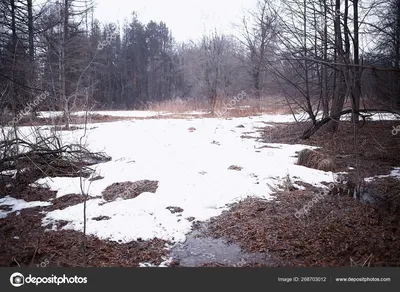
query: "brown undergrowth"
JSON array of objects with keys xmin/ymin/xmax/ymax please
[
  {"xmin": 0, "ymin": 189, "xmax": 169, "ymax": 267},
  {"xmin": 204, "ymin": 119, "xmax": 400, "ymax": 267}
]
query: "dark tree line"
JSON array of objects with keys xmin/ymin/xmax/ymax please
[
  {"xmin": 0, "ymin": 0, "xmax": 399, "ymax": 130},
  {"xmin": 0, "ymin": 1, "xmax": 183, "ymax": 119}
]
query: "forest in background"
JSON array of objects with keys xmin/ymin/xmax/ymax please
[
  {"xmin": 0, "ymin": 0, "xmax": 399, "ymax": 132},
  {"xmin": 1, "ymin": 0, "xmax": 400, "ymax": 270}
]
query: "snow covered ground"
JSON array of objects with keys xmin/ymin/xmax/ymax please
[
  {"xmin": 3, "ymin": 111, "xmax": 397, "ymax": 247},
  {"xmin": 0, "ymin": 196, "xmax": 51, "ymax": 219},
  {"xmin": 364, "ymin": 168, "xmax": 400, "ymax": 182}
]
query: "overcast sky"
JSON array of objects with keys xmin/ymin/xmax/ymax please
[{"xmin": 94, "ymin": 0, "xmax": 258, "ymax": 43}]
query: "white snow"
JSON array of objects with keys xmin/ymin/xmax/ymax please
[
  {"xmin": 0, "ymin": 196, "xmax": 51, "ymax": 219},
  {"xmin": 179, "ymin": 111, "xmax": 208, "ymax": 115},
  {"xmin": 364, "ymin": 167, "xmax": 400, "ymax": 182},
  {"xmin": 3, "ymin": 111, "xmax": 377, "ymax": 247},
  {"xmin": 1, "ymin": 169, "xmax": 18, "ymax": 179},
  {"xmin": 24, "ymin": 113, "xmax": 336, "ymax": 245},
  {"xmin": 335, "ymin": 112, "xmax": 399, "ymax": 121},
  {"xmin": 139, "ymin": 257, "xmax": 173, "ymax": 267},
  {"xmin": 1, "ymin": 108, "xmax": 398, "ymax": 270}
]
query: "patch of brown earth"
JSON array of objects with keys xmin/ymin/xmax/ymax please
[
  {"xmin": 101, "ymin": 180, "xmax": 159, "ymax": 202},
  {"xmin": 260, "ymin": 120, "xmax": 400, "ymax": 177},
  {"xmin": 211, "ymin": 119, "xmax": 400, "ymax": 267},
  {"xmin": 0, "ymin": 205, "xmax": 169, "ymax": 267},
  {"xmin": 92, "ymin": 216, "xmax": 111, "ymax": 221},
  {"xmin": 44, "ymin": 194, "xmax": 89, "ymax": 211},
  {"xmin": 2, "ymin": 186, "xmax": 57, "ymax": 202},
  {"xmin": 166, "ymin": 206, "xmax": 184, "ymax": 214},
  {"xmin": 0, "ymin": 205, "xmax": 13, "ymax": 212},
  {"xmin": 228, "ymin": 165, "xmax": 243, "ymax": 171},
  {"xmin": 205, "ymin": 186, "xmax": 400, "ymax": 267}
]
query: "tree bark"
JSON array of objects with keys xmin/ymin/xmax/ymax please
[
  {"xmin": 352, "ymin": 0, "xmax": 361, "ymax": 123},
  {"xmin": 326, "ymin": 0, "xmax": 347, "ymax": 132}
]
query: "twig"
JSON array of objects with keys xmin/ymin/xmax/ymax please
[
  {"xmin": 369, "ymin": 133, "xmax": 386, "ymax": 151},
  {"xmin": 362, "ymin": 253, "xmax": 373, "ymax": 267},
  {"xmin": 13, "ymin": 258, "xmax": 21, "ymax": 267},
  {"xmin": 30, "ymin": 239, "xmax": 40, "ymax": 266}
]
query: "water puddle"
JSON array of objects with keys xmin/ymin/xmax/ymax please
[
  {"xmin": 171, "ymin": 224, "xmax": 277, "ymax": 267},
  {"xmin": 359, "ymin": 189, "xmax": 377, "ymax": 205}
]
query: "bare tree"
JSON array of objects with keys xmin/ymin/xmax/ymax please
[
  {"xmin": 240, "ymin": 0, "xmax": 278, "ymax": 100},
  {"xmin": 181, "ymin": 32, "xmax": 243, "ymax": 113}
]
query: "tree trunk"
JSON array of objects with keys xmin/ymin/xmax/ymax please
[
  {"xmin": 396, "ymin": 0, "xmax": 400, "ymax": 108},
  {"xmin": 254, "ymin": 69, "xmax": 261, "ymax": 100},
  {"xmin": 27, "ymin": 0, "xmax": 37, "ymax": 118},
  {"xmin": 10, "ymin": 0, "xmax": 18, "ymax": 115},
  {"xmin": 326, "ymin": 0, "xmax": 347, "ymax": 132},
  {"xmin": 352, "ymin": 0, "xmax": 361, "ymax": 123},
  {"xmin": 61, "ymin": 0, "xmax": 69, "ymax": 129},
  {"xmin": 322, "ymin": 0, "xmax": 329, "ymax": 118}
]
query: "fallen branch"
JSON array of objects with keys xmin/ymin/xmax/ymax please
[
  {"xmin": 301, "ymin": 109, "xmax": 400, "ymax": 139},
  {"xmin": 0, "ymin": 135, "xmax": 111, "ymax": 189}
]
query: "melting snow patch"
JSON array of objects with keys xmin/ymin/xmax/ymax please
[
  {"xmin": 139, "ymin": 257, "xmax": 173, "ymax": 267},
  {"xmin": 31, "ymin": 112, "xmax": 349, "ymax": 245},
  {"xmin": 0, "ymin": 196, "xmax": 51, "ymax": 218},
  {"xmin": 364, "ymin": 167, "xmax": 400, "ymax": 182},
  {"xmin": 390, "ymin": 168, "xmax": 400, "ymax": 178}
]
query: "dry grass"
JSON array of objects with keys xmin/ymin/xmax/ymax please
[
  {"xmin": 227, "ymin": 95, "xmax": 296, "ymax": 115},
  {"xmin": 205, "ymin": 187, "xmax": 400, "ymax": 267},
  {"xmin": 147, "ymin": 95, "xmax": 300, "ymax": 116},
  {"xmin": 205, "ymin": 119, "xmax": 400, "ymax": 266},
  {"xmin": 5, "ymin": 94, "xmax": 300, "ymax": 127},
  {"xmin": 148, "ymin": 98, "xmax": 209, "ymax": 113},
  {"xmin": 19, "ymin": 113, "xmax": 132, "ymax": 127},
  {"xmin": 297, "ymin": 149, "xmax": 336, "ymax": 172},
  {"xmin": 259, "ymin": 120, "xmax": 400, "ymax": 177}
]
